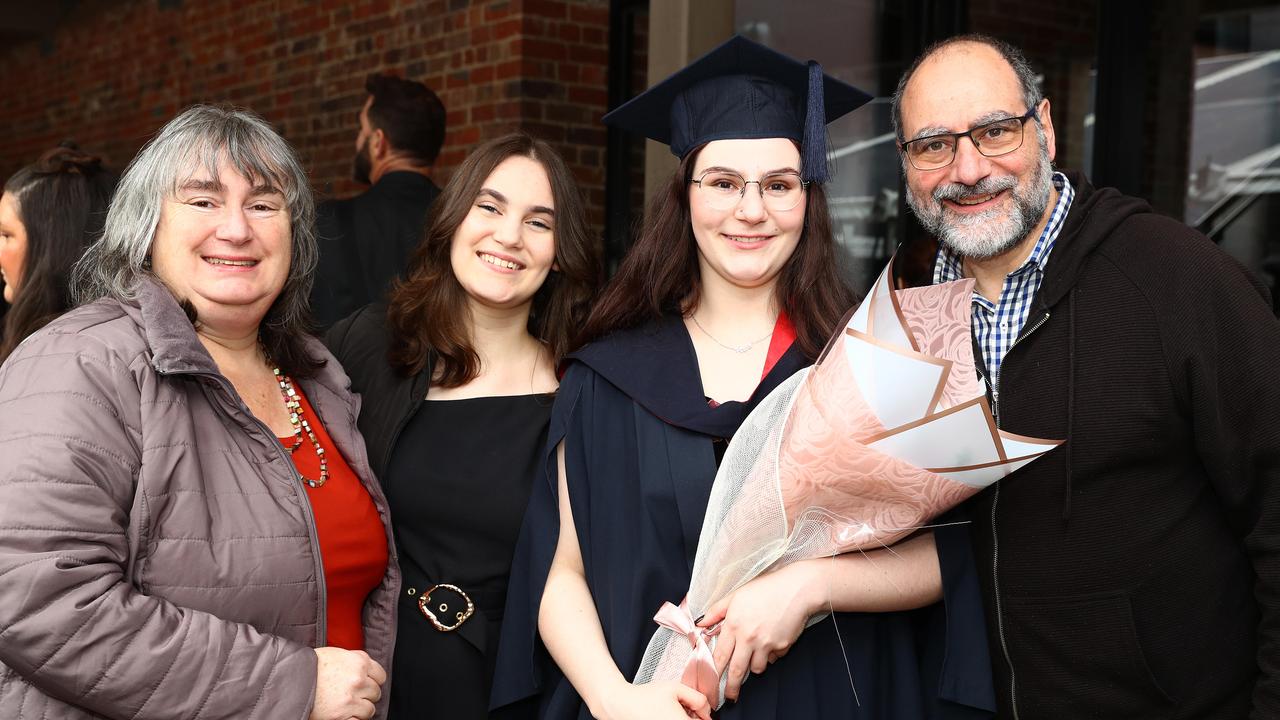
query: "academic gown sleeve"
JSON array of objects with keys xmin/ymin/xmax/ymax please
[
  {"xmin": 927, "ymin": 508, "xmax": 999, "ymax": 715},
  {"xmin": 491, "ymin": 359, "xmax": 695, "ymax": 719},
  {"xmin": 489, "ymin": 362, "xmax": 590, "ymax": 712}
]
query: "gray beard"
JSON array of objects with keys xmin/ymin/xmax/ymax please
[{"xmin": 907, "ymin": 142, "xmax": 1054, "ymax": 260}]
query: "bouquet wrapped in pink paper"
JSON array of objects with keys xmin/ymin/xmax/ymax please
[{"xmin": 632, "ymin": 257, "xmax": 1061, "ymax": 706}]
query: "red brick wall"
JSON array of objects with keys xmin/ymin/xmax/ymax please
[{"xmin": 0, "ymin": 0, "xmax": 611, "ymax": 228}]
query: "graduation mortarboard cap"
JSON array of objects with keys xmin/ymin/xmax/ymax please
[{"xmin": 603, "ymin": 35, "xmax": 872, "ymax": 183}]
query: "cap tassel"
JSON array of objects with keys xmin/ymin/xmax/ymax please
[{"xmin": 802, "ymin": 60, "xmax": 829, "ymax": 184}]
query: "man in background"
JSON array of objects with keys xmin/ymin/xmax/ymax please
[
  {"xmin": 893, "ymin": 34, "xmax": 1280, "ymax": 719},
  {"xmin": 311, "ymin": 73, "xmax": 446, "ymax": 328}
]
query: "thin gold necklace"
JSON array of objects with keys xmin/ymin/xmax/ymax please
[{"xmin": 690, "ymin": 313, "xmax": 774, "ymax": 354}]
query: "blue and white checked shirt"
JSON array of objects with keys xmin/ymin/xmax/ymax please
[{"xmin": 933, "ymin": 172, "xmax": 1074, "ymax": 392}]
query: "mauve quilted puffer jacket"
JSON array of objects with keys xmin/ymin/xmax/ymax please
[{"xmin": 0, "ymin": 278, "xmax": 399, "ymax": 719}]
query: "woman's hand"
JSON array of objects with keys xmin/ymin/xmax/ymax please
[
  {"xmin": 309, "ymin": 647, "xmax": 386, "ymax": 720},
  {"xmin": 595, "ymin": 679, "xmax": 712, "ymax": 720},
  {"xmin": 698, "ymin": 561, "xmax": 821, "ymax": 702}
]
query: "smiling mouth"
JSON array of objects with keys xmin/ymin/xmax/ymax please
[
  {"xmin": 948, "ymin": 191, "xmax": 1002, "ymax": 207},
  {"xmin": 479, "ymin": 252, "xmax": 524, "ymax": 270},
  {"xmin": 723, "ymin": 234, "xmax": 772, "ymax": 244},
  {"xmin": 204, "ymin": 257, "xmax": 258, "ymax": 267}
]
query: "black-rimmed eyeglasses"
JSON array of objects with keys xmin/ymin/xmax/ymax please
[{"xmin": 899, "ymin": 106, "xmax": 1041, "ymax": 171}]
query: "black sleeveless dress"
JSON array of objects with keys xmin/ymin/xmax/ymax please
[{"xmin": 385, "ymin": 393, "xmax": 553, "ymax": 719}]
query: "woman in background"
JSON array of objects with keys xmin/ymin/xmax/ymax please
[
  {"xmin": 0, "ymin": 143, "xmax": 116, "ymax": 363},
  {"xmin": 327, "ymin": 132, "xmax": 600, "ymax": 719}
]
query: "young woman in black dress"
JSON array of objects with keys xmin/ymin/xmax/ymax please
[{"xmin": 326, "ymin": 132, "xmax": 600, "ymax": 719}]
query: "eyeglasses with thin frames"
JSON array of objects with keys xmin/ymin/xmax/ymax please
[
  {"xmin": 690, "ymin": 170, "xmax": 809, "ymax": 213},
  {"xmin": 899, "ymin": 105, "xmax": 1041, "ymax": 171}
]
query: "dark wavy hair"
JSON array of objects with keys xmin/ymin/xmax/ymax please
[
  {"xmin": 387, "ymin": 132, "xmax": 602, "ymax": 386},
  {"xmin": 366, "ymin": 73, "xmax": 447, "ymax": 166},
  {"xmin": 579, "ymin": 144, "xmax": 858, "ymax": 360},
  {"xmin": 0, "ymin": 144, "xmax": 117, "ymax": 364}
]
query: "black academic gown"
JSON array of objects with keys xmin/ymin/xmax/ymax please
[
  {"xmin": 310, "ymin": 172, "xmax": 442, "ymax": 329},
  {"xmin": 492, "ymin": 316, "xmax": 996, "ymax": 719}
]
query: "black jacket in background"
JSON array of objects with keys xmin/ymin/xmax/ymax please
[
  {"xmin": 949, "ymin": 171, "xmax": 1280, "ymax": 719},
  {"xmin": 311, "ymin": 172, "xmax": 441, "ymax": 329},
  {"xmin": 324, "ymin": 303, "xmax": 429, "ymax": 481}
]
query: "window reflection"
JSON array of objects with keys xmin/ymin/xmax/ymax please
[{"xmin": 1189, "ymin": 7, "xmax": 1280, "ymax": 310}]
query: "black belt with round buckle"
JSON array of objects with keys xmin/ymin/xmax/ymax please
[{"xmin": 417, "ymin": 583, "xmax": 475, "ymax": 632}]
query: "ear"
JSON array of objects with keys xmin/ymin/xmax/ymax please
[
  {"xmin": 1038, "ymin": 97, "xmax": 1057, "ymax": 163},
  {"xmin": 371, "ymin": 128, "xmax": 390, "ymax": 160}
]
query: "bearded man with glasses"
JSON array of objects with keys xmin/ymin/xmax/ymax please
[{"xmin": 891, "ymin": 34, "xmax": 1280, "ymax": 720}]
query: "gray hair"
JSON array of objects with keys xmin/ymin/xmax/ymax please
[
  {"xmin": 890, "ymin": 34, "xmax": 1042, "ymax": 142},
  {"xmin": 73, "ymin": 105, "xmax": 317, "ymax": 339}
]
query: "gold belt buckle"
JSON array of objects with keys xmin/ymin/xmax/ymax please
[{"xmin": 418, "ymin": 583, "xmax": 475, "ymax": 632}]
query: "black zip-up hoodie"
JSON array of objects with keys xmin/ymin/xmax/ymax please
[{"xmin": 951, "ymin": 172, "xmax": 1280, "ymax": 719}]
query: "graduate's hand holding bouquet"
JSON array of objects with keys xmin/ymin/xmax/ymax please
[
  {"xmin": 633, "ymin": 258, "xmax": 1062, "ymax": 708},
  {"xmin": 701, "ymin": 530, "xmax": 943, "ymax": 702}
]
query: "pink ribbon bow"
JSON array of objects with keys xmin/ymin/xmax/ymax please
[{"xmin": 653, "ymin": 599, "xmax": 721, "ymax": 708}]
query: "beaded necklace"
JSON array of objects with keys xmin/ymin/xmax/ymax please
[{"xmin": 272, "ymin": 367, "xmax": 329, "ymax": 488}]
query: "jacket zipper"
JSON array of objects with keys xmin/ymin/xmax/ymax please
[
  {"xmin": 988, "ymin": 309, "xmax": 1049, "ymax": 720},
  {"xmin": 990, "ymin": 311, "xmax": 1050, "ymax": 422},
  {"xmin": 164, "ymin": 367, "xmax": 330, "ymax": 645}
]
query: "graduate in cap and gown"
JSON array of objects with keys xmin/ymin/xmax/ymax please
[{"xmin": 491, "ymin": 36, "xmax": 996, "ymax": 719}]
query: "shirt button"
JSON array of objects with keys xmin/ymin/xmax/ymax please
[{"xmin": 406, "ymin": 587, "xmax": 417, "ymax": 596}]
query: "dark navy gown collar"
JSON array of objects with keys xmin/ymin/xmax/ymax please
[{"xmin": 568, "ymin": 315, "xmax": 810, "ymax": 438}]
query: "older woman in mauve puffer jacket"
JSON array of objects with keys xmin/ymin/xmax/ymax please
[{"xmin": 0, "ymin": 106, "xmax": 398, "ymax": 720}]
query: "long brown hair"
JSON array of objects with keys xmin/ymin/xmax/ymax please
[
  {"xmin": 387, "ymin": 133, "xmax": 601, "ymax": 385},
  {"xmin": 579, "ymin": 144, "xmax": 857, "ymax": 359},
  {"xmin": 1, "ymin": 144, "xmax": 117, "ymax": 364}
]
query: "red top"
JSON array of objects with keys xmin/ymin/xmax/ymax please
[{"xmin": 280, "ymin": 384, "xmax": 389, "ymax": 651}]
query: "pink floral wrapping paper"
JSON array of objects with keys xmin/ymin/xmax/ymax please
[{"xmin": 776, "ymin": 275, "xmax": 983, "ymax": 554}]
